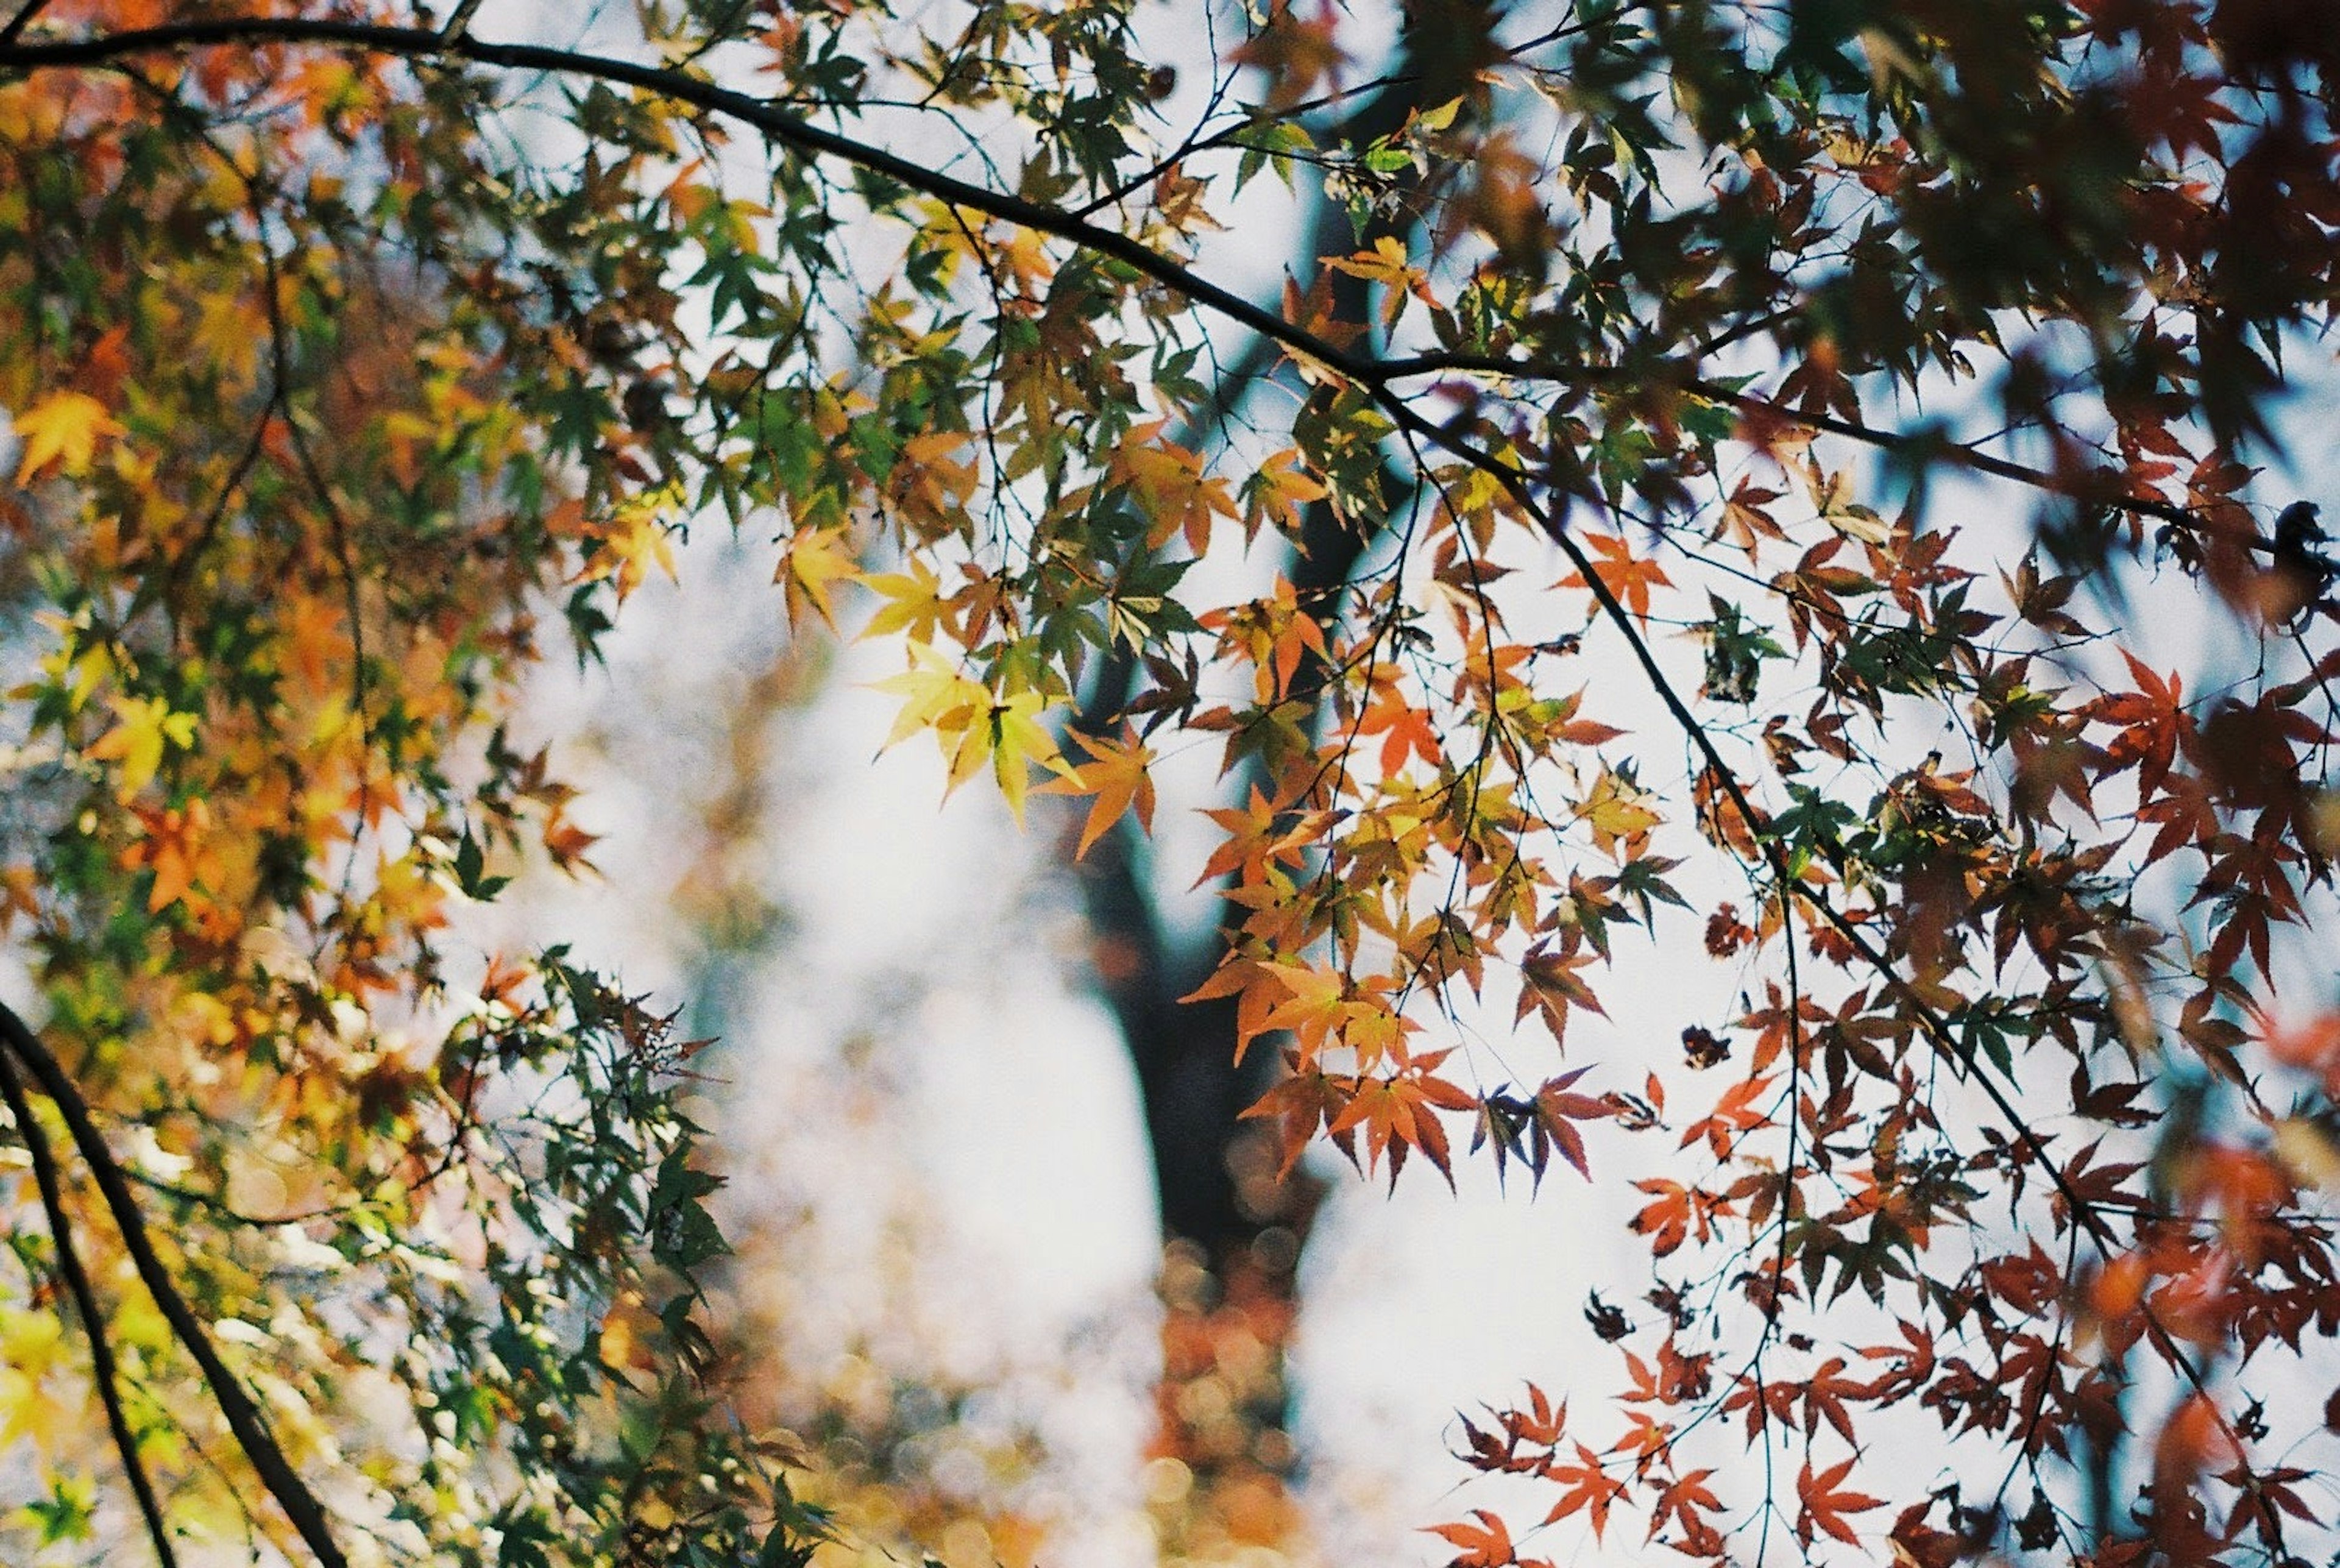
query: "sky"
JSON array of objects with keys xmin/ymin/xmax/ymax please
[
  {"xmin": 497, "ymin": 520, "xmax": 1673, "ymax": 1568},
  {"xmin": 439, "ymin": 5, "xmax": 2162, "ymax": 1565},
  {"xmin": 7, "ymin": 1, "xmax": 2330, "ymax": 1562}
]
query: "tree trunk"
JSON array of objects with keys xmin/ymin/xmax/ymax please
[{"xmin": 1069, "ymin": 21, "xmax": 1486, "ymax": 1556}]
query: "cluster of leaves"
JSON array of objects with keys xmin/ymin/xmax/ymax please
[
  {"xmin": 0, "ymin": 4, "xmax": 812, "ymax": 1563},
  {"xmin": 1, "ymin": 2, "xmax": 2339, "ymax": 1567}
]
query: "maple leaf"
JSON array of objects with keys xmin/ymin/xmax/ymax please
[
  {"xmin": 887, "ymin": 430, "xmax": 979, "ymax": 531},
  {"xmin": 1260, "ymin": 960, "xmax": 1351, "ymax": 1060},
  {"xmin": 1114, "ymin": 422, "xmax": 1236, "ymax": 555},
  {"xmin": 1678, "ymin": 1073, "xmax": 1775, "ymax": 1158},
  {"xmin": 1326, "ymin": 236, "xmax": 1438, "ymax": 328},
  {"xmin": 543, "ymin": 815, "xmax": 603, "ymax": 872},
  {"xmin": 876, "ymin": 644, "xmax": 990, "ymax": 748},
  {"xmin": 1229, "ymin": 1, "xmax": 1352, "ymax": 113},
  {"xmin": 860, "ymin": 556, "xmax": 957, "ymax": 645},
  {"xmin": 876, "ymin": 645, "xmax": 1067, "ymax": 818},
  {"xmin": 0, "ymin": 1309, "xmax": 77, "ymax": 1453},
  {"xmin": 988, "ymin": 689, "xmax": 1065, "ymax": 825},
  {"xmin": 1648, "ymin": 1467, "xmax": 1722, "ymax": 1544},
  {"xmin": 1714, "ymin": 478, "xmax": 1789, "ymax": 556},
  {"xmin": 12, "ymin": 391, "xmax": 123, "ymax": 484},
  {"xmin": 85, "ymin": 694, "xmax": 197, "ymax": 800},
  {"xmin": 126, "ymin": 799, "xmax": 214, "ymax": 912},
  {"xmin": 1537, "ymin": 689, "xmax": 1626, "ymax": 749},
  {"xmin": 2087, "ymin": 650, "xmax": 2188, "ymax": 799},
  {"xmin": 777, "ymin": 525, "xmax": 859, "ymax": 630},
  {"xmin": 1355, "ymin": 675, "xmax": 1442, "ymax": 774},
  {"xmin": 1542, "ymin": 1443, "xmax": 1628, "ymax": 1540},
  {"xmin": 580, "ymin": 485, "xmax": 682, "ymax": 601},
  {"xmin": 1516, "ymin": 938, "xmax": 1606, "ymax": 1048},
  {"xmin": 1558, "ymin": 534, "xmax": 1673, "ymax": 623},
  {"xmin": 1720, "ymin": 1374, "xmax": 1796, "ymax": 1440},
  {"xmin": 1325, "ymin": 1070, "xmax": 1466, "ymax": 1186},
  {"xmin": 1511, "ymin": 1382, "xmax": 1565, "ymax": 1447},
  {"xmin": 1426, "ymin": 1508, "xmax": 1517, "ymax": 1568},
  {"xmin": 1531, "ymin": 1069, "xmax": 1611, "ymax": 1181},
  {"xmin": 1196, "ymin": 785, "xmax": 1318, "ymax": 887},
  {"xmin": 1575, "ymin": 767, "xmax": 1662, "ymax": 857},
  {"xmin": 1799, "ymin": 1357, "xmax": 1871, "ymax": 1442},
  {"xmin": 1242, "ymin": 1065, "xmax": 1349, "ymax": 1179},
  {"xmin": 1796, "ymin": 1457, "xmax": 1885, "ymax": 1547},
  {"xmin": 1630, "ymin": 1179, "xmax": 1699, "ymax": 1257},
  {"xmin": 1038, "ymin": 726, "xmax": 1157, "ymax": 859},
  {"xmin": 1241, "ymin": 446, "xmax": 1329, "ymax": 538},
  {"xmin": 1182, "ymin": 953, "xmax": 1289, "ymax": 1068},
  {"xmin": 1857, "ymin": 1321, "xmax": 1937, "ymax": 1403}
]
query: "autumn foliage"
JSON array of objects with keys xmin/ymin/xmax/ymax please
[{"xmin": 1, "ymin": 2, "xmax": 2339, "ymax": 1567}]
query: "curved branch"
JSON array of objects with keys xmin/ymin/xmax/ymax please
[
  {"xmin": 1375, "ymin": 398, "xmax": 2285, "ymax": 1556},
  {"xmin": 0, "ymin": 18, "xmax": 1399, "ymax": 383},
  {"xmin": 0, "ymin": 1003, "xmax": 350, "ymax": 1568},
  {"xmin": 0, "ymin": 1046, "xmax": 178, "ymax": 1568},
  {"xmin": 0, "ymin": 18, "xmax": 2252, "ymax": 558}
]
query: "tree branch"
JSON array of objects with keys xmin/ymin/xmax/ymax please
[
  {"xmin": 1375, "ymin": 400, "xmax": 2285, "ymax": 1555},
  {"xmin": 1372, "ymin": 351, "xmax": 2272, "ymax": 555},
  {"xmin": 0, "ymin": 17, "xmax": 2254, "ymax": 559},
  {"xmin": 0, "ymin": 18, "xmax": 1393, "ymax": 386},
  {"xmin": 0, "ymin": 1003, "xmax": 350, "ymax": 1568},
  {"xmin": 0, "ymin": 0, "xmax": 51, "ymax": 49},
  {"xmin": 0, "ymin": 1046, "xmax": 179, "ymax": 1568}
]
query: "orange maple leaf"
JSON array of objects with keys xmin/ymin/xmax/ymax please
[
  {"xmin": 1425, "ymin": 1509, "xmax": 1522, "ymax": 1568},
  {"xmin": 1796, "ymin": 1457, "xmax": 1884, "ymax": 1547},
  {"xmin": 1558, "ymin": 534, "xmax": 1673, "ymax": 622},
  {"xmin": 1037, "ymin": 726, "xmax": 1157, "ymax": 859},
  {"xmin": 1229, "ymin": 1, "xmax": 1351, "ymax": 113},
  {"xmin": 1542, "ymin": 1444, "xmax": 1628, "ymax": 1540}
]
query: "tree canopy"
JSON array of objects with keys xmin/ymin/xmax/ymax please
[{"xmin": 2, "ymin": 1, "xmax": 2340, "ymax": 1566}]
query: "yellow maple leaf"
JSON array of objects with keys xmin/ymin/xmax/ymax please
[
  {"xmin": 580, "ymin": 485, "xmax": 681, "ymax": 601},
  {"xmin": 988, "ymin": 687, "xmax": 1064, "ymax": 826},
  {"xmin": 859, "ymin": 556, "xmax": 954, "ymax": 645},
  {"xmin": 1325, "ymin": 235, "xmax": 1436, "ymax": 327},
  {"xmin": 1242, "ymin": 447, "xmax": 1328, "ymax": 539},
  {"xmin": 0, "ymin": 1307, "xmax": 74, "ymax": 1453},
  {"xmin": 873, "ymin": 642, "xmax": 990, "ymax": 751},
  {"xmin": 12, "ymin": 391, "xmax": 124, "ymax": 485},
  {"xmin": 1577, "ymin": 768, "xmax": 1662, "ymax": 856},
  {"xmin": 86, "ymin": 693, "xmax": 197, "ymax": 799},
  {"xmin": 776, "ymin": 526, "xmax": 859, "ymax": 630},
  {"xmin": 872, "ymin": 647, "xmax": 1066, "ymax": 823}
]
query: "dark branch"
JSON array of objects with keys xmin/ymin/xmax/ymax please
[
  {"xmin": 1372, "ymin": 352, "xmax": 2273, "ymax": 558},
  {"xmin": 0, "ymin": 1002, "xmax": 350, "ymax": 1568},
  {"xmin": 0, "ymin": 0, "xmax": 51, "ymax": 49},
  {"xmin": 0, "ymin": 18, "xmax": 2252, "ymax": 559},
  {"xmin": 1371, "ymin": 398, "xmax": 2282, "ymax": 1550},
  {"xmin": 0, "ymin": 1046, "xmax": 179, "ymax": 1568}
]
